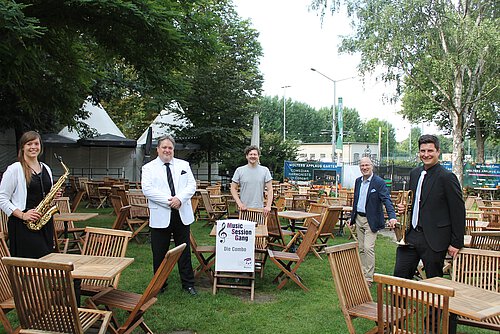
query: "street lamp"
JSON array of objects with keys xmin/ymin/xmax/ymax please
[
  {"xmin": 281, "ymin": 85, "xmax": 291, "ymax": 141},
  {"xmin": 311, "ymin": 68, "xmax": 355, "ymax": 163}
]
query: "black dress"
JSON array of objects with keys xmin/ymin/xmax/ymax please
[{"xmin": 8, "ymin": 166, "xmax": 54, "ymax": 258}]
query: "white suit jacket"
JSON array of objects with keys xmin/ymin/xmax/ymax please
[{"xmin": 141, "ymin": 157, "xmax": 196, "ymax": 228}]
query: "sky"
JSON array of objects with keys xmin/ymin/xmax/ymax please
[{"xmin": 233, "ymin": 0, "xmax": 436, "ymax": 142}]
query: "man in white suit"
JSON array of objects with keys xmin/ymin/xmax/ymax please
[{"xmin": 142, "ymin": 135, "xmax": 197, "ymax": 295}]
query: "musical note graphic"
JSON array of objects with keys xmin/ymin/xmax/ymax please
[{"xmin": 218, "ymin": 222, "xmax": 227, "ymax": 243}]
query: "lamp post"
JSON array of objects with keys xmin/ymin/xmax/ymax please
[
  {"xmin": 310, "ymin": 68, "xmax": 355, "ymax": 163},
  {"xmin": 281, "ymin": 85, "xmax": 291, "ymax": 141}
]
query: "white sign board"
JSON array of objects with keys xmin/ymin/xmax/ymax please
[{"xmin": 215, "ymin": 219, "xmax": 255, "ymax": 272}]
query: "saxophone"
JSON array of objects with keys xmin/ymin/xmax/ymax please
[
  {"xmin": 25, "ymin": 154, "xmax": 70, "ymax": 231},
  {"xmin": 395, "ymin": 181, "xmax": 413, "ymax": 246}
]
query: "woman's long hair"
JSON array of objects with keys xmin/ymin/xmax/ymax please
[{"xmin": 18, "ymin": 131, "xmax": 43, "ymax": 185}]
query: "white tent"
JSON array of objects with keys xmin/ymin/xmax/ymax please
[
  {"xmin": 44, "ymin": 100, "xmax": 137, "ymax": 180},
  {"xmin": 136, "ymin": 105, "xmax": 219, "ymax": 182}
]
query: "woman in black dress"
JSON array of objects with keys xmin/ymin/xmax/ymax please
[{"xmin": 0, "ymin": 131, "xmax": 55, "ymax": 258}]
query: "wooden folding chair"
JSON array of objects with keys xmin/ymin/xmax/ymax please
[
  {"xmin": 266, "ymin": 207, "xmax": 294, "ymax": 249},
  {"xmin": 470, "ymin": 231, "xmax": 500, "ymax": 251},
  {"xmin": 190, "ymin": 232, "xmax": 216, "ymax": 282},
  {"xmin": 88, "ymin": 244, "xmax": 186, "ymax": 334},
  {"xmin": 374, "ymin": 273, "xmax": 454, "ymax": 334},
  {"xmin": 451, "ymin": 247, "xmax": 500, "ymax": 331},
  {"xmin": 291, "ymin": 194, "xmax": 309, "ymax": 212},
  {"xmin": 0, "ymin": 211, "xmax": 8, "ymax": 241},
  {"xmin": 110, "ymin": 195, "xmax": 149, "ymax": 243},
  {"xmin": 309, "ymin": 206, "xmax": 342, "ymax": 259},
  {"xmin": 53, "ymin": 196, "xmax": 86, "ymax": 253},
  {"xmin": 267, "ymin": 219, "xmax": 319, "ymax": 291},
  {"xmin": 325, "ymin": 242, "xmax": 379, "ymax": 333},
  {"xmin": 199, "ymin": 190, "xmax": 226, "ymax": 226},
  {"xmin": 3, "ymin": 256, "xmax": 111, "ymax": 334},
  {"xmin": 239, "ymin": 208, "xmax": 268, "ymax": 278},
  {"xmin": 0, "ymin": 233, "xmax": 15, "ymax": 334},
  {"xmin": 84, "ymin": 181, "xmax": 108, "ymax": 209},
  {"xmin": 80, "ymin": 227, "xmax": 132, "ymax": 296}
]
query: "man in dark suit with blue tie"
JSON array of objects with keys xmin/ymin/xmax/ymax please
[{"xmin": 350, "ymin": 157, "xmax": 397, "ymax": 286}]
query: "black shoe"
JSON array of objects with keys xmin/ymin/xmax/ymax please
[
  {"xmin": 160, "ymin": 282, "xmax": 168, "ymax": 294},
  {"xmin": 184, "ymin": 287, "xmax": 197, "ymax": 296}
]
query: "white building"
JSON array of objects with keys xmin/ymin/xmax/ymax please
[{"xmin": 297, "ymin": 142, "xmax": 380, "ymax": 164}]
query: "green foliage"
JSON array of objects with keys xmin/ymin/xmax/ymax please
[
  {"xmin": 176, "ymin": 0, "xmax": 263, "ymax": 175},
  {"xmin": 310, "ymin": 0, "xmax": 499, "ymax": 185},
  {"xmin": 0, "ymin": 0, "xmax": 196, "ymax": 136}
]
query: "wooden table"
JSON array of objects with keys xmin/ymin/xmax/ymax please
[
  {"xmin": 53, "ymin": 212, "xmax": 98, "ymax": 222},
  {"xmin": 278, "ymin": 210, "xmax": 321, "ymax": 232},
  {"xmin": 423, "ymin": 277, "xmax": 500, "ymax": 321},
  {"xmin": 40, "ymin": 253, "xmax": 134, "ymax": 280},
  {"xmin": 53, "ymin": 212, "xmax": 98, "ymax": 238}
]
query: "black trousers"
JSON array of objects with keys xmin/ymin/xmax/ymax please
[
  {"xmin": 150, "ymin": 209, "xmax": 194, "ymax": 289},
  {"xmin": 393, "ymin": 228, "xmax": 457, "ymax": 334}
]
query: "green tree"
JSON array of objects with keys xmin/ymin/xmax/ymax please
[
  {"xmin": 311, "ymin": 0, "xmax": 499, "ymax": 185},
  {"xmin": 176, "ymin": 0, "xmax": 263, "ymax": 181},
  {"xmin": 363, "ymin": 119, "xmax": 396, "ymax": 162},
  {"xmin": 0, "ymin": 0, "xmax": 202, "ymax": 140}
]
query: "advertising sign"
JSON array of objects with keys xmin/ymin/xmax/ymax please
[
  {"xmin": 284, "ymin": 161, "xmax": 341, "ymax": 184},
  {"xmin": 215, "ymin": 220, "xmax": 255, "ymax": 272}
]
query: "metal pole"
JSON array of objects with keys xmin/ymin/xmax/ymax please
[
  {"xmin": 310, "ymin": 68, "xmax": 355, "ymax": 163},
  {"xmin": 332, "ymin": 82, "xmax": 337, "ymax": 163}
]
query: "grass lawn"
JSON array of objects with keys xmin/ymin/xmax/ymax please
[{"xmin": 1, "ymin": 204, "xmax": 495, "ymax": 334}]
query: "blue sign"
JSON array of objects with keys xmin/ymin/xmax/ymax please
[{"xmin": 284, "ymin": 161, "xmax": 342, "ymax": 184}]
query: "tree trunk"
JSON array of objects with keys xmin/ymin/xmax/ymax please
[{"xmin": 474, "ymin": 117, "xmax": 486, "ymax": 164}]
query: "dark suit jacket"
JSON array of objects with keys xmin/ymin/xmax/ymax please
[
  {"xmin": 409, "ymin": 163, "xmax": 465, "ymax": 252},
  {"xmin": 351, "ymin": 174, "xmax": 396, "ymax": 233}
]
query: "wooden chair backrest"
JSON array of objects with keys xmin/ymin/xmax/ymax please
[
  {"xmin": 81, "ymin": 227, "xmax": 132, "ymax": 289},
  {"xmin": 0, "ymin": 232, "xmax": 12, "ymax": 304},
  {"xmin": 123, "ymin": 243, "xmax": 185, "ymax": 330},
  {"xmin": 116, "ymin": 188, "xmax": 129, "ymax": 206},
  {"xmin": 111, "ymin": 205, "xmax": 132, "ymax": 231},
  {"xmin": 239, "ymin": 208, "xmax": 268, "ymax": 250},
  {"xmin": 200, "ymin": 190, "xmax": 216, "ymax": 213},
  {"xmin": 82, "ymin": 227, "xmax": 132, "ymax": 257},
  {"xmin": 318, "ymin": 206, "xmax": 342, "ymax": 235},
  {"xmin": 266, "ymin": 207, "xmax": 284, "ymax": 241},
  {"xmin": 292, "ymin": 194, "xmax": 309, "ymax": 212},
  {"xmin": 206, "ymin": 185, "xmax": 221, "ymax": 196},
  {"xmin": 191, "ymin": 196, "xmax": 199, "ymax": 215},
  {"xmin": 0, "ymin": 211, "xmax": 8, "ymax": 240},
  {"xmin": 274, "ymin": 196, "xmax": 286, "ymax": 211},
  {"xmin": 126, "ymin": 192, "xmax": 149, "ymax": 218},
  {"xmin": 53, "ymin": 197, "xmax": 76, "ymax": 232},
  {"xmin": 3, "ymin": 257, "xmax": 84, "ymax": 333},
  {"xmin": 465, "ymin": 217, "xmax": 478, "ymax": 235},
  {"xmin": 374, "ymin": 273, "xmax": 454, "ymax": 334},
  {"xmin": 295, "ymin": 218, "xmax": 320, "ymax": 260},
  {"xmin": 470, "ymin": 231, "xmax": 500, "ymax": 251},
  {"xmin": 109, "ymin": 194, "xmax": 124, "ymax": 216},
  {"xmin": 239, "ymin": 208, "xmax": 267, "ymax": 226},
  {"xmin": 452, "ymin": 247, "xmax": 500, "ymax": 292},
  {"xmin": 325, "ymin": 242, "xmax": 373, "ymax": 310}
]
